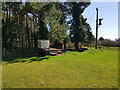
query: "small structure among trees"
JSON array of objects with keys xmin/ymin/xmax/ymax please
[
  {"xmin": 37, "ymin": 40, "xmax": 63, "ymax": 56},
  {"xmin": 38, "ymin": 40, "xmax": 50, "ymax": 49}
]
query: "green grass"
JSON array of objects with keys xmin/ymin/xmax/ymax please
[{"xmin": 2, "ymin": 47, "xmax": 118, "ymax": 88}]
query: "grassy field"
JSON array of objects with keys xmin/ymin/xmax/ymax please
[{"xmin": 2, "ymin": 47, "xmax": 118, "ymax": 88}]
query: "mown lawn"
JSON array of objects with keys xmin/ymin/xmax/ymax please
[{"xmin": 2, "ymin": 47, "xmax": 118, "ymax": 88}]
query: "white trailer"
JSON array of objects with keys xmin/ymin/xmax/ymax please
[{"xmin": 38, "ymin": 40, "xmax": 50, "ymax": 49}]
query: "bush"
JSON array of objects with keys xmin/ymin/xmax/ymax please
[
  {"xmin": 99, "ymin": 39, "xmax": 118, "ymax": 47},
  {"xmin": 66, "ymin": 42, "xmax": 74, "ymax": 49}
]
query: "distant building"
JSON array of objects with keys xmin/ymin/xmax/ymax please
[{"xmin": 38, "ymin": 40, "xmax": 50, "ymax": 49}]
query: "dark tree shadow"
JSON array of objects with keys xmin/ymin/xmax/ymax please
[
  {"xmin": 77, "ymin": 48, "xmax": 88, "ymax": 52},
  {"xmin": 8, "ymin": 56, "xmax": 50, "ymax": 64},
  {"xmin": 3, "ymin": 48, "xmax": 88, "ymax": 64},
  {"xmin": 2, "ymin": 49, "xmax": 50, "ymax": 64},
  {"xmin": 3, "ymin": 51, "xmax": 34, "ymax": 62},
  {"xmin": 66, "ymin": 48, "xmax": 88, "ymax": 52}
]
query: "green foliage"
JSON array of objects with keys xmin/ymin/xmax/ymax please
[
  {"xmin": 66, "ymin": 2, "xmax": 91, "ymax": 49},
  {"xmin": 2, "ymin": 2, "xmax": 95, "ymax": 52},
  {"xmin": 38, "ymin": 20, "xmax": 49, "ymax": 40},
  {"xmin": 2, "ymin": 17, "xmax": 20, "ymax": 50},
  {"xmin": 46, "ymin": 4, "xmax": 69, "ymax": 43},
  {"xmin": 85, "ymin": 24, "xmax": 95, "ymax": 43}
]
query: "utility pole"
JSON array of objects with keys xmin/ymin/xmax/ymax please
[
  {"xmin": 95, "ymin": 8, "xmax": 103, "ymax": 49},
  {"xmin": 95, "ymin": 8, "xmax": 98, "ymax": 49}
]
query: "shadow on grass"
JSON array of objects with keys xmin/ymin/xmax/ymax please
[
  {"xmin": 3, "ymin": 48, "xmax": 88, "ymax": 64},
  {"xmin": 2, "ymin": 49, "xmax": 50, "ymax": 64},
  {"xmin": 66, "ymin": 48, "xmax": 88, "ymax": 52},
  {"xmin": 8, "ymin": 56, "xmax": 50, "ymax": 64}
]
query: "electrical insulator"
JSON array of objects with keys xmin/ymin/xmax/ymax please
[{"xmin": 99, "ymin": 18, "xmax": 103, "ymax": 25}]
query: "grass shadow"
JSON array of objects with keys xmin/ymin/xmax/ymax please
[
  {"xmin": 66, "ymin": 48, "xmax": 88, "ymax": 52},
  {"xmin": 3, "ymin": 48, "xmax": 88, "ymax": 64},
  {"xmin": 2, "ymin": 49, "xmax": 50, "ymax": 64},
  {"xmin": 3, "ymin": 51, "xmax": 34, "ymax": 62},
  {"xmin": 8, "ymin": 56, "xmax": 50, "ymax": 64}
]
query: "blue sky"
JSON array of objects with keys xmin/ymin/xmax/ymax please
[
  {"xmin": 21, "ymin": 0, "xmax": 119, "ymax": 40},
  {"xmin": 82, "ymin": 1, "xmax": 118, "ymax": 40}
]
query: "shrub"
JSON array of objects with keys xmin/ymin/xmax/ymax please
[{"xmin": 99, "ymin": 39, "xmax": 116, "ymax": 47}]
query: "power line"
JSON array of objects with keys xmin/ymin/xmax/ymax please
[
  {"xmin": 99, "ymin": 7, "xmax": 118, "ymax": 10},
  {"xmin": 87, "ymin": 12, "xmax": 96, "ymax": 22},
  {"xmin": 98, "ymin": 5, "xmax": 118, "ymax": 8}
]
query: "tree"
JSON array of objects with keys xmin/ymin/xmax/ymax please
[
  {"xmin": 115, "ymin": 38, "xmax": 120, "ymax": 47},
  {"xmin": 53, "ymin": 2, "xmax": 91, "ymax": 50},
  {"xmin": 46, "ymin": 3, "xmax": 69, "ymax": 45},
  {"xmin": 2, "ymin": 2, "xmax": 22, "ymax": 53},
  {"xmin": 2, "ymin": 2, "xmax": 93, "ymax": 54},
  {"xmin": 26, "ymin": 2, "xmax": 55, "ymax": 50},
  {"xmin": 83, "ymin": 22, "xmax": 95, "ymax": 43},
  {"xmin": 63, "ymin": 36, "xmax": 70, "ymax": 50},
  {"xmin": 68, "ymin": 2, "xmax": 91, "ymax": 50},
  {"xmin": 99, "ymin": 37, "xmax": 104, "ymax": 41},
  {"xmin": 100, "ymin": 39, "xmax": 116, "ymax": 47}
]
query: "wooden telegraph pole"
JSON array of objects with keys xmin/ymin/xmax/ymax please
[
  {"xmin": 95, "ymin": 8, "xmax": 103, "ymax": 49},
  {"xmin": 95, "ymin": 8, "xmax": 98, "ymax": 49}
]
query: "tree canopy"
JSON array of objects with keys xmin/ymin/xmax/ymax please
[{"xmin": 2, "ymin": 2, "xmax": 95, "ymax": 53}]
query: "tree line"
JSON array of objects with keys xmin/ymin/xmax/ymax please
[
  {"xmin": 99, "ymin": 37, "xmax": 120, "ymax": 47},
  {"xmin": 2, "ymin": 2, "xmax": 95, "ymax": 54}
]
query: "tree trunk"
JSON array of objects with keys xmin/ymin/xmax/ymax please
[
  {"xmin": 4, "ymin": 3, "xmax": 9, "ymax": 54},
  {"xmin": 20, "ymin": 16, "xmax": 26, "ymax": 52},
  {"xmin": 34, "ymin": 16, "xmax": 38, "ymax": 51},
  {"xmin": 8, "ymin": 3, "xmax": 10, "ymax": 19},
  {"xmin": 64, "ymin": 43, "xmax": 67, "ymax": 50},
  {"xmin": 27, "ymin": 28, "xmax": 31, "ymax": 49},
  {"xmin": 30, "ymin": 17, "xmax": 34, "ymax": 48},
  {"xmin": 74, "ymin": 42, "xmax": 79, "ymax": 50},
  {"xmin": 25, "ymin": 15, "xmax": 31, "ymax": 49}
]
